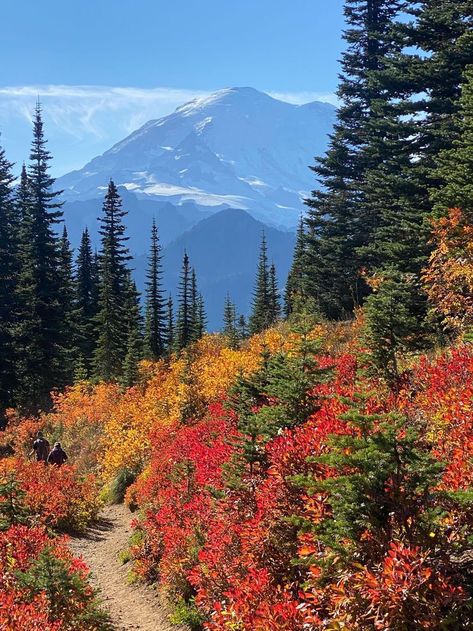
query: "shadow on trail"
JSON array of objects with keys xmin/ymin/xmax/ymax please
[{"xmin": 69, "ymin": 515, "xmax": 115, "ymax": 542}]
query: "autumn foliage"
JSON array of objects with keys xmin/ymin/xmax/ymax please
[
  {"xmin": 423, "ymin": 207, "xmax": 473, "ymax": 335},
  {"xmin": 3, "ymin": 320, "xmax": 473, "ymax": 629},
  {"xmin": 0, "ymin": 524, "xmax": 109, "ymax": 630},
  {"xmin": 49, "ymin": 319, "xmax": 468, "ymax": 630}
]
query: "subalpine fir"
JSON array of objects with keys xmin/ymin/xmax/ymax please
[
  {"xmin": 93, "ymin": 180, "xmax": 132, "ymax": 382},
  {"xmin": 143, "ymin": 219, "xmax": 167, "ymax": 359},
  {"xmin": 121, "ymin": 275, "xmax": 143, "ymax": 387},
  {"xmin": 359, "ymin": 0, "xmax": 473, "ymax": 277},
  {"xmin": 14, "ymin": 103, "xmax": 66, "ymax": 413},
  {"xmin": 0, "ymin": 144, "xmax": 19, "ymax": 416},
  {"xmin": 174, "ymin": 251, "xmax": 193, "ymax": 351},
  {"xmin": 75, "ymin": 227, "xmax": 99, "ymax": 378},
  {"xmin": 285, "ymin": 216, "xmax": 307, "ymax": 316},
  {"xmin": 432, "ymin": 66, "xmax": 473, "ymax": 220},
  {"xmin": 304, "ymin": 0, "xmax": 407, "ymax": 318},
  {"xmin": 223, "ymin": 294, "xmax": 239, "ymax": 349},
  {"xmin": 57, "ymin": 226, "xmax": 79, "ymax": 385},
  {"xmin": 249, "ymin": 233, "xmax": 271, "ymax": 335}
]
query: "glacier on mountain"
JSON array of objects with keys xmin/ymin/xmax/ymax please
[{"xmin": 57, "ymin": 87, "xmax": 336, "ymax": 229}]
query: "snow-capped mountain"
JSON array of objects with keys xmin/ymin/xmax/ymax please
[{"xmin": 58, "ymin": 87, "xmax": 335, "ymax": 229}]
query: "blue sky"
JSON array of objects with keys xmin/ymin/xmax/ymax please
[{"xmin": 0, "ymin": 0, "xmax": 345, "ymax": 175}]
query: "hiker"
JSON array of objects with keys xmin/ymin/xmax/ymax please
[
  {"xmin": 47, "ymin": 442, "xmax": 68, "ymax": 467},
  {"xmin": 29, "ymin": 431, "xmax": 50, "ymax": 463}
]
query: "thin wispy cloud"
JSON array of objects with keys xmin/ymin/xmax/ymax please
[
  {"xmin": 0, "ymin": 85, "xmax": 211, "ymax": 139},
  {"xmin": 0, "ymin": 84, "xmax": 337, "ymax": 175}
]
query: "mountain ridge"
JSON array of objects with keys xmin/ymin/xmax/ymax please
[
  {"xmin": 134, "ymin": 207, "xmax": 296, "ymax": 330},
  {"xmin": 58, "ymin": 86, "xmax": 335, "ymax": 230}
]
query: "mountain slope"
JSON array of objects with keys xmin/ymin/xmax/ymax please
[
  {"xmin": 61, "ymin": 187, "xmax": 211, "ymax": 254},
  {"xmin": 58, "ymin": 87, "xmax": 335, "ymax": 230},
  {"xmin": 134, "ymin": 208, "xmax": 296, "ymax": 330}
]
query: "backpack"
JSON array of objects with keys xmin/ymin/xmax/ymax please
[{"xmin": 35, "ymin": 438, "xmax": 50, "ymax": 462}]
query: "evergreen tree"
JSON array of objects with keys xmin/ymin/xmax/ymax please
[
  {"xmin": 190, "ymin": 268, "xmax": 199, "ymax": 342},
  {"xmin": 249, "ymin": 234, "xmax": 271, "ymax": 335},
  {"xmin": 166, "ymin": 295, "xmax": 174, "ymax": 354},
  {"xmin": 16, "ymin": 163, "xmax": 30, "ymax": 222},
  {"xmin": 143, "ymin": 220, "xmax": 166, "ymax": 359},
  {"xmin": 174, "ymin": 252, "xmax": 193, "ymax": 351},
  {"xmin": 357, "ymin": 2, "xmax": 473, "ymax": 279},
  {"xmin": 432, "ymin": 66, "xmax": 473, "ymax": 220},
  {"xmin": 356, "ymin": 105, "xmax": 431, "ymax": 277},
  {"xmin": 295, "ymin": 402, "xmax": 445, "ymax": 566},
  {"xmin": 305, "ymin": 0, "xmax": 408, "ymax": 318},
  {"xmin": 75, "ymin": 227, "xmax": 98, "ymax": 378},
  {"xmin": 223, "ymin": 294, "xmax": 239, "ymax": 349},
  {"xmin": 268, "ymin": 262, "xmax": 281, "ymax": 325},
  {"xmin": 14, "ymin": 103, "xmax": 66, "ymax": 413},
  {"xmin": 237, "ymin": 314, "xmax": 248, "ymax": 341},
  {"xmin": 364, "ymin": 269, "xmax": 427, "ymax": 384},
  {"xmin": 195, "ymin": 293, "xmax": 207, "ymax": 340},
  {"xmin": 225, "ymin": 352, "xmax": 273, "ymax": 479},
  {"xmin": 0, "ymin": 142, "xmax": 18, "ymax": 416},
  {"xmin": 370, "ymin": 1, "xmax": 473, "ymax": 258},
  {"xmin": 406, "ymin": 1, "xmax": 473, "ymax": 175},
  {"xmin": 226, "ymin": 319, "xmax": 329, "ymax": 481},
  {"xmin": 93, "ymin": 181, "xmax": 131, "ymax": 381},
  {"xmin": 121, "ymin": 275, "xmax": 143, "ymax": 387},
  {"xmin": 285, "ymin": 217, "xmax": 307, "ymax": 316},
  {"xmin": 16, "ymin": 547, "xmax": 112, "ymax": 628},
  {"xmin": 57, "ymin": 226, "xmax": 78, "ymax": 384}
]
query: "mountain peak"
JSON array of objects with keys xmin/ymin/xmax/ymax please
[
  {"xmin": 175, "ymin": 87, "xmax": 278, "ymax": 117},
  {"xmin": 58, "ymin": 86, "xmax": 336, "ymax": 229}
]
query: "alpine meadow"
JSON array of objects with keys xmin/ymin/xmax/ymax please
[{"xmin": 0, "ymin": 1, "xmax": 473, "ymax": 630}]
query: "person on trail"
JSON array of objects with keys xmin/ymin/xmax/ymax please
[
  {"xmin": 29, "ymin": 431, "xmax": 50, "ymax": 462},
  {"xmin": 47, "ymin": 442, "xmax": 68, "ymax": 467}
]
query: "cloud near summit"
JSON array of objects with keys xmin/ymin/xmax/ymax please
[
  {"xmin": 0, "ymin": 85, "xmax": 211, "ymax": 139},
  {"xmin": 0, "ymin": 84, "xmax": 336, "ymax": 176}
]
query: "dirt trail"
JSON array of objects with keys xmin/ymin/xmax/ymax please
[{"xmin": 69, "ymin": 504, "xmax": 186, "ymax": 631}]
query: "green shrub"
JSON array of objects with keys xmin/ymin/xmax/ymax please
[
  {"xmin": 169, "ymin": 597, "xmax": 205, "ymax": 630},
  {"xmin": 108, "ymin": 468, "xmax": 137, "ymax": 504}
]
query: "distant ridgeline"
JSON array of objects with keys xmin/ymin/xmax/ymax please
[{"xmin": 56, "ymin": 87, "xmax": 334, "ymax": 329}]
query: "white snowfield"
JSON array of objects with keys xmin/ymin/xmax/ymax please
[{"xmin": 57, "ymin": 87, "xmax": 336, "ymax": 229}]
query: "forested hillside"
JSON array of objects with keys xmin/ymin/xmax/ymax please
[{"xmin": 1, "ymin": 0, "xmax": 473, "ymax": 629}]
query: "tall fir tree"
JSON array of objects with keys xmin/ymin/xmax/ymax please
[
  {"xmin": 166, "ymin": 295, "xmax": 174, "ymax": 354},
  {"xmin": 121, "ymin": 275, "xmax": 143, "ymax": 387},
  {"xmin": 174, "ymin": 251, "xmax": 193, "ymax": 351},
  {"xmin": 93, "ymin": 180, "xmax": 132, "ymax": 382},
  {"xmin": 305, "ymin": 0, "xmax": 408, "ymax": 318},
  {"xmin": 249, "ymin": 233, "xmax": 271, "ymax": 335},
  {"xmin": 75, "ymin": 227, "xmax": 98, "ymax": 379},
  {"xmin": 57, "ymin": 226, "xmax": 78, "ymax": 384},
  {"xmin": 190, "ymin": 268, "xmax": 199, "ymax": 342},
  {"xmin": 16, "ymin": 164, "xmax": 30, "ymax": 223},
  {"xmin": 143, "ymin": 219, "xmax": 166, "ymax": 359},
  {"xmin": 223, "ymin": 294, "xmax": 239, "ymax": 349},
  {"xmin": 268, "ymin": 262, "xmax": 281, "ymax": 325},
  {"xmin": 358, "ymin": 0, "xmax": 473, "ymax": 278},
  {"xmin": 432, "ymin": 66, "xmax": 473, "ymax": 220},
  {"xmin": 285, "ymin": 217, "xmax": 307, "ymax": 316},
  {"xmin": 237, "ymin": 314, "xmax": 248, "ymax": 341},
  {"xmin": 356, "ymin": 100, "xmax": 431, "ymax": 277},
  {"xmin": 364, "ymin": 269, "xmax": 428, "ymax": 384},
  {"xmin": 406, "ymin": 0, "xmax": 473, "ymax": 175},
  {"xmin": 14, "ymin": 103, "xmax": 66, "ymax": 413},
  {"xmin": 0, "ymin": 143, "xmax": 18, "ymax": 417},
  {"xmin": 195, "ymin": 292, "xmax": 207, "ymax": 340}
]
